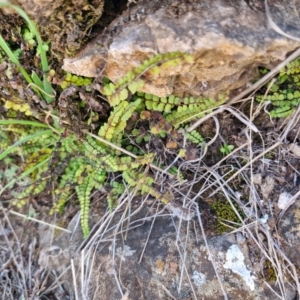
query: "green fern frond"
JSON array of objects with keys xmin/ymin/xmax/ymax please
[
  {"xmin": 143, "ymin": 93, "xmax": 218, "ymax": 114},
  {"xmin": 257, "ymin": 59, "xmax": 300, "ymax": 117},
  {"xmin": 101, "ymin": 52, "xmax": 194, "ymax": 106},
  {"xmin": 13, "ymin": 179, "xmax": 48, "ymax": 208},
  {"xmin": 166, "ymin": 96, "xmax": 227, "ymax": 127},
  {"xmin": 166, "ymin": 108, "xmax": 207, "ymax": 127},
  {"xmin": 186, "ymin": 129, "xmax": 205, "ymax": 145},
  {"xmin": 122, "ymin": 169, "xmax": 172, "ymax": 204},
  {"xmin": 280, "ymin": 59, "xmax": 300, "ymax": 78},
  {"xmin": 107, "ymin": 181, "xmax": 125, "ymax": 211},
  {"xmin": 270, "ymin": 106, "xmax": 295, "ymax": 118},
  {"xmin": 75, "ymin": 176, "xmax": 94, "ymax": 237},
  {"xmin": 98, "ymin": 101, "xmax": 129, "ymax": 140},
  {"xmin": 60, "ymin": 73, "xmax": 92, "ymax": 89}
]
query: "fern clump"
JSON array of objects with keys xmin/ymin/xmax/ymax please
[
  {"xmin": 0, "ymin": 116, "xmax": 159, "ymax": 237},
  {"xmin": 1, "ymin": 51, "xmax": 231, "ymax": 238},
  {"xmin": 256, "ymin": 59, "xmax": 300, "ymax": 117}
]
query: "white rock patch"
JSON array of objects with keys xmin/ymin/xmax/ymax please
[
  {"xmin": 192, "ymin": 271, "xmax": 206, "ymax": 288},
  {"xmin": 223, "ymin": 244, "xmax": 255, "ymax": 291},
  {"xmin": 278, "ymin": 192, "xmax": 294, "ymax": 210}
]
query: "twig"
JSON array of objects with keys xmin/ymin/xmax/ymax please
[
  {"xmin": 186, "ymin": 106, "xmax": 258, "ymax": 133},
  {"xmin": 0, "ymin": 208, "xmax": 71, "ymax": 233},
  {"xmin": 71, "ymin": 259, "xmax": 79, "ymax": 300}
]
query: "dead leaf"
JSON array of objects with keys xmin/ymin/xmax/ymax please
[
  {"xmin": 185, "ymin": 146, "xmax": 197, "ymax": 161},
  {"xmin": 166, "ymin": 140, "xmax": 177, "ymax": 149}
]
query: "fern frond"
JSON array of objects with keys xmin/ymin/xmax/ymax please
[
  {"xmin": 166, "ymin": 96, "xmax": 227, "ymax": 127},
  {"xmin": 101, "ymin": 52, "xmax": 194, "ymax": 106},
  {"xmin": 98, "ymin": 101, "xmax": 129, "ymax": 140},
  {"xmin": 122, "ymin": 170, "xmax": 172, "ymax": 204},
  {"xmin": 75, "ymin": 176, "xmax": 94, "ymax": 237},
  {"xmin": 281, "ymin": 58, "xmax": 300, "ymax": 78},
  {"xmin": 186, "ymin": 129, "xmax": 205, "ymax": 145},
  {"xmin": 270, "ymin": 106, "xmax": 295, "ymax": 118},
  {"xmin": 107, "ymin": 181, "xmax": 125, "ymax": 211},
  {"xmin": 166, "ymin": 108, "xmax": 207, "ymax": 128}
]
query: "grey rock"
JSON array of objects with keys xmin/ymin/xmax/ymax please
[
  {"xmin": 279, "ymin": 198, "xmax": 300, "ymax": 266},
  {"xmin": 63, "ymin": 0, "xmax": 300, "ymax": 98},
  {"xmin": 46, "ymin": 205, "xmax": 297, "ymax": 300}
]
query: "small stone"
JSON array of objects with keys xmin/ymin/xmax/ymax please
[
  {"xmin": 290, "ymin": 144, "xmax": 300, "ymax": 157},
  {"xmin": 278, "ymin": 192, "xmax": 293, "ymax": 210},
  {"xmin": 252, "ymin": 173, "xmax": 262, "ymax": 185}
]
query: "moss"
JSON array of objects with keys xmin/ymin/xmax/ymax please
[
  {"xmin": 211, "ymin": 200, "xmax": 244, "ymax": 234},
  {"xmin": 263, "ymin": 259, "xmax": 277, "ymax": 282}
]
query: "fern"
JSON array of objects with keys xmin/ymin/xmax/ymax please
[
  {"xmin": 1, "ymin": 51, "xmax": 230, "ymax": 238},
  {"xmin": 60, "ymin": 73, "xmax": 92, "ymax": 89},
  {"xmin": 101, "ymin": 52, "xmax": 194, "ymax": 106},
  {"xmin": 186, "ymin": 129, "xmax": 205, "ymax": 145},
  {"xmin": 166, "ymin": 95, "xmax": 227, "ymax": 127},
  {"xmin": 123, "ymin": 169, "xmax": 173, "ymax": 204},
  {"xmin": 98, "ymin": 99, "xmax": 142, "ymax": 146},
  {"xmin": 256, "ymin": 59, "xmax": 300, "ymax": 117},
  {"xmin": 107, "ymin": 181, "xmax": 125, "ymax": 211},
  {"xmin": 75, "ymin": 172, "xmax": 105, "ymax": 237}
]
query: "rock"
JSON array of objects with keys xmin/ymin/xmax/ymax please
[
  {"xmin": 279, "ymin": 197, "xmax": 300, "ymax": 265},
  {"xmin": 277, "ymin": 192, "xmax": 294, "ymax": 210},
  {"xmin": 63, "ymin": 0, "xmax": 300, "ymax": 98},
  {"xmin": 45, "ymin": 205, "xmax": 297, "ymax": 299},
  {"xmin": 9, "ymin": 0, "xmax": 64, "ymax": 18}
]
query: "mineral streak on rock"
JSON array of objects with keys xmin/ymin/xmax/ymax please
[{"xmin": 63, "ymin": 0, "xmax": 300, "ymax": 98}]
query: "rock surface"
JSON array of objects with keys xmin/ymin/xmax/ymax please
[
  {"xmin": 279, "ymin": 197, "xmax": 300, "ymax": 265},
  {"xmin": 43, "ymin": 205, "xmax": 297, "ymax": 300},
  {"xmin": 63, "ymin": 0, "xmax": 300, "ymax": 98}
]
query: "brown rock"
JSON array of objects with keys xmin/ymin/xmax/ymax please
[{"xmin": 63, "ymin": 0, "xmax": 300, "ymax": 98}]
